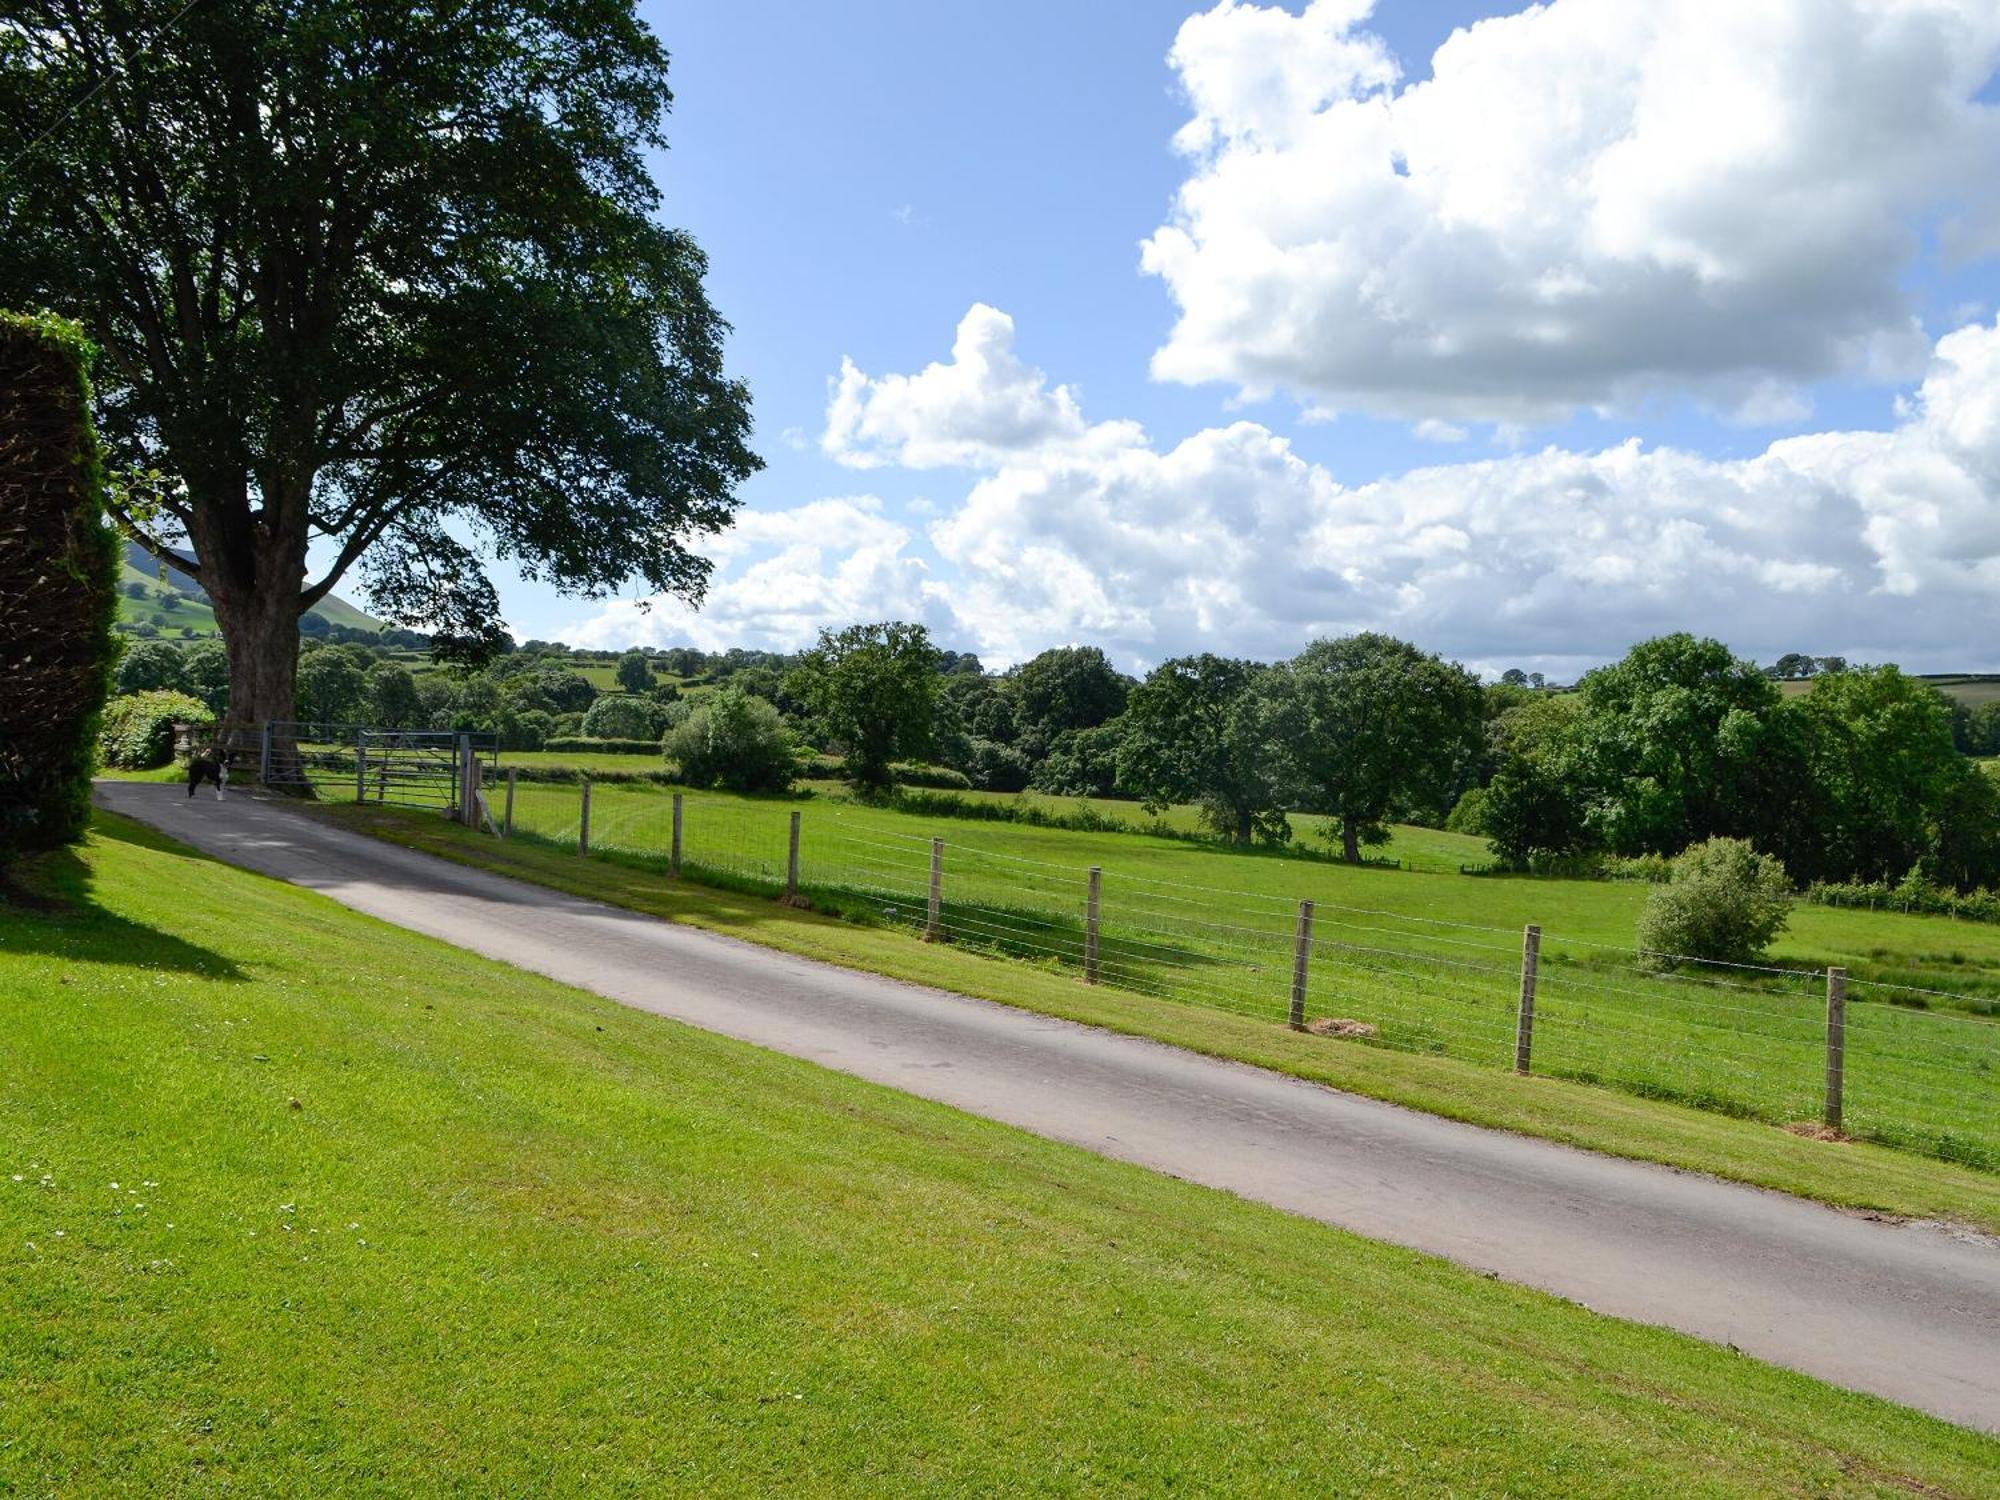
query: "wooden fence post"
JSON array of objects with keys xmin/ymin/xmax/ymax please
[
  {"xmin": 1289, "ymin": 899, "xmax": 1314, "ymax": 1030},
  {"xmin": 578, "ymin": 777, "xmax": 591, "ymax": 855},
  {"xmin": 354, "ymin": 731, "xmax": 366, "ymax": 803},
  {"xmin": 1084, "ymin": 866, "xmax": 1102, "ymax": 982},
  {"xmin": 457, "ymin": 733, "xmax": 476, "ymax": 827},
  {"xmin": 786, "ymin": 810, "xmax": 801, "ymax": 900},
  {"xmin": 1825, "ymin": 966, "xmax": 1847, "ymax": 1132},
  {"xmin": 259, "ymin": 721, "xmax": 273, "ymax": 784},
  {"xmin": 926, "ymin": 838, "xmax": 943, "ymax": 941},
  {"xmin": 1515, "ymin": 924, "xmax": 1540, "ymax": 1075},
  {"xmin": 503, "ymin": 768, "xmax": 516, "ymax": 838},
  {"xmin": 670, "ymin": 794, "xmax": 683, "ymax": 877}
]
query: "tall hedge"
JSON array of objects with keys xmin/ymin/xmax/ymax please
[{"xmin": 0, "ymin": 312, "xmax": 119, "ymax": 868}]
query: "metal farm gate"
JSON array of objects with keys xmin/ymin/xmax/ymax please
[
  {"xmin": 174, "ymin": 721, "xmax": 500, "ymax": 823},
  {"xmin": 353, "ymin": 729, "xmax": 500, "ymax": 824}
]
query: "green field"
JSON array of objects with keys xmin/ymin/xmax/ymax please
[
  {"xmin": 844, "ymin": 782, "xmax": 1492, "ymax": 870},
  {"xmin": 3, "ymin": 817, "xmax": 1994, "ymax": 1492},
  {"xmin": 115, "ymin": 551, "xmax": 389, "ymax": 640},
  {"xmin": 1776, "ymin": 673, "xmax": 2000, "ymax": 707},
  {"xmin": 480, "ymin": 776, "xmax": 2000, "ymax": 1171}
]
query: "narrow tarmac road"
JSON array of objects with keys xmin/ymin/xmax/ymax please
[{"xmin": 98, "ymin": 782, "xmax": 2000, "ymax": 1431}]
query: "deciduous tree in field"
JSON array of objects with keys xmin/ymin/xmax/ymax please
[
  {"xmin": 1786, "ymin": 667, "xmax": 1979, "ymax": 884},
  {"xmin": 365, "ymin": 663, "xmax": 422, "ymax": 730},
  {"xmin": 1010, "ymin": 646, "xmax": 1131, "ymax": 752},
  {"xmin": 1262, "ymin": 633, "xmax": 1484, "ymax": 864},
  {"xmin": 293, "ymin": 644, "xmax": 369, "ymax": 726},
  {"xmin": 1118, "ymin": 654, "xmax": 1289, "ymax": 845},
  {"xmin": 788, "ymin": 622, "xmax": 942, "ymax": 791},
  {"xmin": 616, "ymin": 651, "xmax": 655, "ymax": 695},
  {"xmin": 1571, "ymin": 634, "xmax": 1795, "ymax": 857},
  {"xmin": 1481, "ymin": 695, "xmax": 1595, "ymax": 870},
  {"xmin": 0, "ymin": 0, "xmax": 757, "ymax": 732}
]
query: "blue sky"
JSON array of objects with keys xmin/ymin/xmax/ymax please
[{"xmin": 472, "ymin": 0, "xmax": 2000, "ymax": 677}]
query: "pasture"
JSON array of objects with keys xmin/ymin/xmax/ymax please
[{"xmin": 489, "ymin": 775, "xmax": 2000, "ymax": 1171}]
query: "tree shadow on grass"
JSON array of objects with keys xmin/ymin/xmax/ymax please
[{"xmin": 0, "ymin": 825, "xmax": 247, "ymax": 980}]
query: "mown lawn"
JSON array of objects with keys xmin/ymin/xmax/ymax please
[
  {"xmin": 1, "ymin": 815, "xmax": 1995, "ymax": 1495},
  {"xmin": 334, "ymin": 803, "xmax": 2000, "ymax": 1235}
]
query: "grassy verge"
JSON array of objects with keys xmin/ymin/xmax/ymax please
[
  {"xmin": 324, "ymin": 803, "xmax": 2000, "ymax": 1236},
  {"xmin": 2, "ymin": 815, "xmax": 1995, "ymax": 1492}
]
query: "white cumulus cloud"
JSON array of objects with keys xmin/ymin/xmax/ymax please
[
  {"xmin": 580, "ymin": 308, "xmax": 2000, "ymax": 675},
  {"xmin": 909, "ymin": 306, "xmax": 2000, "ymax": 672},
  {"xmin": 822, "ymin": 304, "xmax": 1144, "ymax": 469},
  {"xmin": 1142, "ymin": 0, "xmax": 2000, "ymax": 424},
  {"xmin": 566, "ymin": 497, "xmax": 941, "ymax": 653}
]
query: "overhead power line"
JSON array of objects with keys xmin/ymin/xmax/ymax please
[{"xmin": 1, "ymin": 0, "xmax": 210, "ymax": 180}]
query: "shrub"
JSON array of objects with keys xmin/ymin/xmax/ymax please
[
  {"xmin": 888, "ymin": 762, "xmax": 973, "ymax": 791},
  {"xmin": 580, "ymin": 693, "xmax": 661, "ymax": 741},
  {"xmin": 510, "ymin": 710, "xmax": 554, "ymax": 752},
  {"xmin": 965, "ymin": 737, "xmax": 1031, "ymax": 793},
  {"xmin": 1636, "ymin": 837, "xmax": 1793, "ymax": 969},
  {"xmin": 99, "ymin": 690, "xmax": 211, "ymax": 769},
  {"xmin": 664, "ymin": 686, "xmax": 798, "ymax": 793},
  {"xmin": 1444, "ymin": 786, "xmax": 1489, "ymax": 835},
  {"xmin": 0, "ymin": 313, "xmax": 119, "ymax": 864}
]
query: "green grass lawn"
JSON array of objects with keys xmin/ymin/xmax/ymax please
[
  {"xmin": 332, "ymin": 802, "xmax": 2000, "ymax": 1235},
  {"xmin": 2, "ymin": 817, "xmax": 1995, "ymax": 1494},
  {"xmin": 480, "ymin": 776, "xmax": 2000, "ymax": 1170}
]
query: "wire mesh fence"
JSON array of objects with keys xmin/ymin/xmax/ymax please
[{"xmin": 479, "ymin": 773, "xmax": 2000, "ymax": 1171}]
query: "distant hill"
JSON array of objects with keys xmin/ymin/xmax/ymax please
[{"xmin": 116, "ymin": 541, "xmax": 393, "ymax": 638}]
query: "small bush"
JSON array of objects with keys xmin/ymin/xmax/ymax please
[
  {"xmin": 663, "ymin": 687, "xmax": 799, "ymax": 793},
  {"xmin": 1601, "ymin": 853, "xmax": 1675, "ymax": 884},
  {"xmin": 99, "ymin": 690, "xmax": 210, "ymax": 769},
  {"xmin": 543, "ymin": 736, "xmax": 659, "ymax": 756},
  {"xmin": 580, "ymin": 694, "xmax": 662, "ymax": 741},
  {"xmin": 888, "ymin": 762, "xmax": 973, "ymax": 791},
  {"xmin": 965, "ymin": 737, "xmax": 1031, "ymax": 793},
  {"xmin": 507, "ymin": 710, "xmax": 553, "ymax": 752},
  {"xmin": 1636, "ymin": 837, "xmax": 1793, "ymax": 969},
  {"xmin": 1444, "ymin": 786, "xmax": 1489, "ymax": 835}
]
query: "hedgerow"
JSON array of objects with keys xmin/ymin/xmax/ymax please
[
  {"xmin": 0, "ymin": 312, "xmax": 119, "ymax": 867},
  {"xmin": 99, "ymin": 691, "xmax": 211, "ymax": 769}
]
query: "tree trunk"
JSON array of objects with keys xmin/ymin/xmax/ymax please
[
  {"xmin": 1235, "ymin": 807, "xmax": 1252, "ymax": 845},
  {"xmin": 211, "ymin": 590, "xmax": 301, "ymax": 731},
  {"xmin": 191, "ymin": 494, "xmax": 307, "ymax": 770},
  {"xmin": 1341, "ymin": 815, "xmax": 1362, "ymax": 864}
]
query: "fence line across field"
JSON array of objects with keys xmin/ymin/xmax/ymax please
[{"xmin": 461, "ymin": 771, "xmax": 1999, "ymax": 1170}]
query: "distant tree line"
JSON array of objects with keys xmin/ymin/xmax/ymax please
[{"xmin": 97, "ymin": 623, "xmax": 2000, "ymax": 891}]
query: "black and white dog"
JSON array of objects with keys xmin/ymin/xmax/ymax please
[{"xmin": 186, "ymin": 753, "xmax": 229, "ymax": 801}]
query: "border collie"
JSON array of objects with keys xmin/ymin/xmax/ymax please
[{"xmin": 186, "ymin": 754, "xmax": 229, "ymax": 801}]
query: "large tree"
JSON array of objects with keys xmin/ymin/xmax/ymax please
[
  {"xmin": 1786, "ymin": 667, "xmax": 1975, "ymax": 884},
  {"xmin": 1262, "ymin": 633, "xmax": 1484, "ymax": 863},
  {"xmin": 0, "ymin": 0, "xmax": 757, "ymax": 732},
  {"xmin": 1010, "ymin": 645, "xmax": 1129, "ymax": 752},
  {"xmin": 1571, "ymin": 634, "xmax": 1791, "ymax": 857},
  {"xmin": 1117, "ymin": 653, "xmax": 1288, "ymax": 845},
  {"xmin": 787, "ymin": 621, "xmax": 941, "ymax": 791}
]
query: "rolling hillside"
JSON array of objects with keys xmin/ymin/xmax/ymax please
[{"xmin": 117, "ymin": 540, "xmax": 392, "ymax": 638}]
